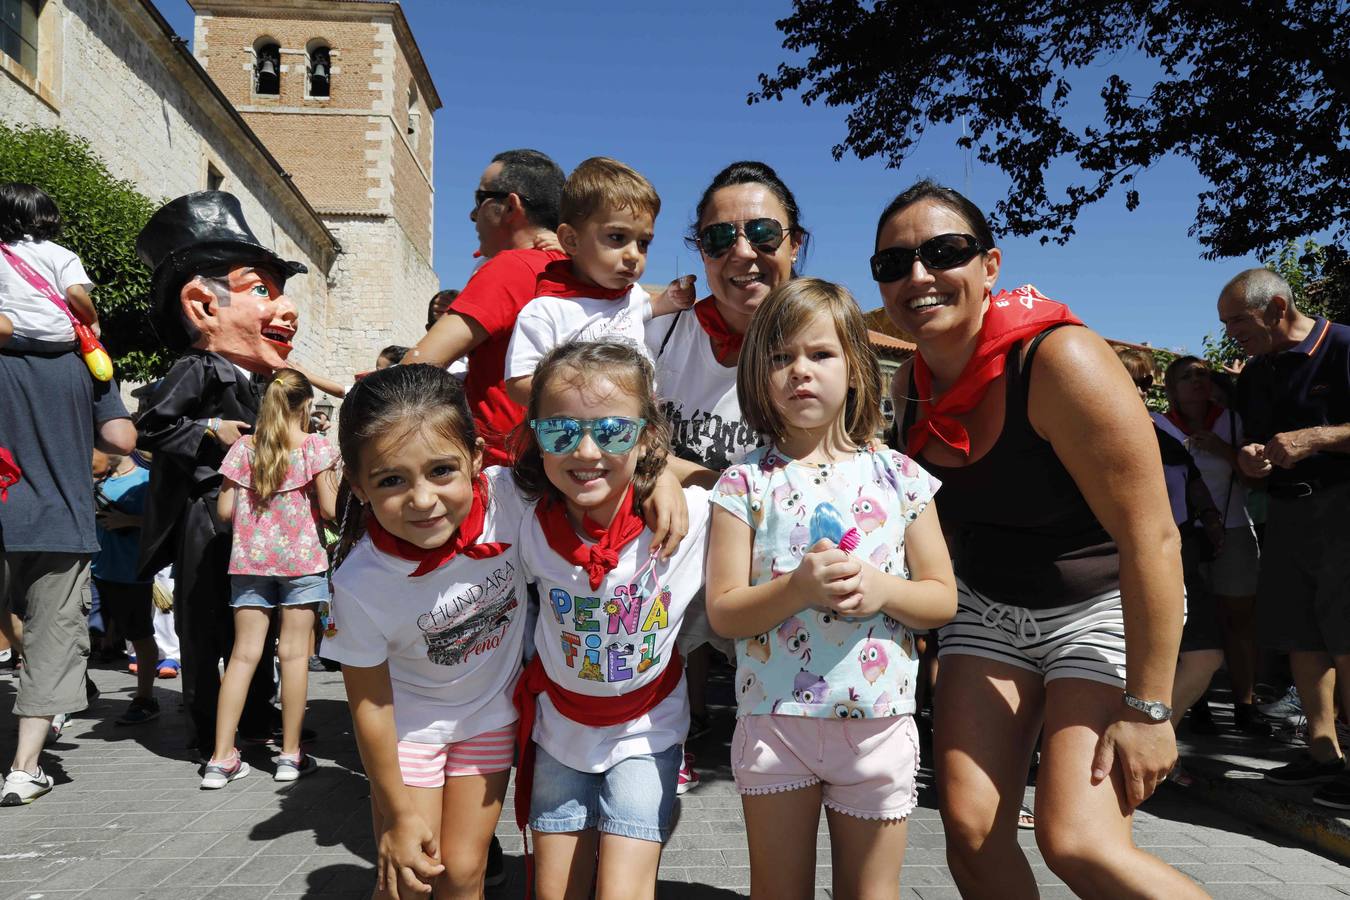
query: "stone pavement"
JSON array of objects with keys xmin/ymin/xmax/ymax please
[{"xmin": 1, "ymin": 660, "xmax": 1348, "ymax": 899}]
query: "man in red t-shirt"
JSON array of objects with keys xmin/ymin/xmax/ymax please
[{"xmin": 408, "ymin": 149, "xmax": 566, "ymax": 466}]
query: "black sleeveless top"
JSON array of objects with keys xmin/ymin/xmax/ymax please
[{"xmin": 896, "ymin": 329, "xmax": 1120, "ymax": 610}]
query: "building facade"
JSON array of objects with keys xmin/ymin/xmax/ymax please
[{"xmin": 0, "ymin": 0, "xmax": 439, "ymax": 382}]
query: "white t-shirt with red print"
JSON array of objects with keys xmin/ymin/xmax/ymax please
[
  {"xmin": 324, "ymin": 467, "xmax": 528, "ymax": 744},
  {"xmin": 518, "ymin": 485, "xmax": 711, "ymax": 772}
]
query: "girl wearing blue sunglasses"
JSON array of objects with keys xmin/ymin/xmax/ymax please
[{"xmin": 509, "ymin": 339, "xmax": 714, "ymax": 900}]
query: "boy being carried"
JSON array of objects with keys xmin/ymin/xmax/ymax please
[{"xmin": 504, "ymin": 156, "xmax": 694, "ymax": 404}]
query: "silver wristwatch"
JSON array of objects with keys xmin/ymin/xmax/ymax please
[{"xmin": 1123, "ymin": 693, "xmax": 1172, "ymax": 722}]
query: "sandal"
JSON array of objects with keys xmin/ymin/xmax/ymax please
[{"xmin": 1017, "ymin": 804, "xmax": 1035, "ymax": 830}]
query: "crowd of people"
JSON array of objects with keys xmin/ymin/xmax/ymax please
[{"xmin": 0, "ymin": 144, "xmax": 1346, "ymax": 900}]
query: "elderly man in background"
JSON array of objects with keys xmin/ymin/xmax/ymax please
[{"xmin": 1218, "ymin": 268, "xmax": 1350, "ymax": 810}]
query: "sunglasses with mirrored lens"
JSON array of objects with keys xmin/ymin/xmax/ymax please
[
  {"xmin": 529, "ymin": 416, "xmax": 648, "ymax": 455},
  {"xmin": 686, "ymin": 218, "xmax": 788, "ymax": 259},
  {"xmin": 869, "ymin": 233, "xmax": 984, "ymax": 283}
]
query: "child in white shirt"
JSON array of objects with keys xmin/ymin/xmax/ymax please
[
  {"xmin": 0, "ymin": 183, "xmax": 98, "ymax": 349},
  {"xmin": 504, "ymin": 156, "xmax": 695, "ymax": 404}
]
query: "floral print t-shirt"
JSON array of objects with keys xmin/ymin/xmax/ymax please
[
  {"xmin": 711, "ymin": 445, "xmax": 939, "ymax": 719},
  {"xmin": 220, "ymin": 433, "xmax": 337, "ymax": 576}
]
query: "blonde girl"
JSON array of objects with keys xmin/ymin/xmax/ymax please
[
  {"xmin": 207, "ymin": 369, "xmax": 338, "ymax": 788},
  {"xmin": 705, "ymin": 278, "xmax": 957, "ymax": 900},
  {"xmin": 324, "ymin": 364, "xmax": 529, "ymax": 900}
]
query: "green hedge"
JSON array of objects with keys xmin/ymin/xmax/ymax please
[{"xmin": 0, "ymin": 122, "xmax": 168, "ymax": 381}]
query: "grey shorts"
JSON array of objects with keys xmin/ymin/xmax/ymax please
[
  {"xmin": 1, "ymin": 552, "xmax": 92, "ymax": 717},
  {"xmin": 937, "ymin": 582, "xmax": 1131, "ymax": 688},
  {"xmin": 1256, "ymin": 483, "xmax": 1350, "ymax": 654}
]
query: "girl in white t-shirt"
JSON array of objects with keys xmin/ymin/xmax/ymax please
[
  {"xmin": 0, "ymin": 183, "xmax": 99, "ymax": 348},
  {"xmin": 324, "ymin": 364, "xmax": 529, "ymax": 898},
  {"xmin": 509, "ymin": 339, "xmax": 711, "ymax": 900},
  {"xmin": 705, "ymin": 279, "xmax": 957, "ymax": 900}
]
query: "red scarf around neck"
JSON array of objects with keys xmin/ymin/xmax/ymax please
[
  {"xmin": 534, "ymin": 483, "xmax": 646, "ymax": 589},
  {"xmin": 1164, "ymin": 402, "xmax": 1223, "ymax": 436},
  {"xmin": 534, "ymin": 259, "xmax": 629, "ymax": 301},
  {"xmin": 365, "ymin": 475, "xmax": 510, "ymax": 577},
  {"xmin": 907, "ymin": 285, "xmax": 1083, "ymax": 457},
  {"xmin": 0, "ymin": 447, "xmax": 20, "ymax": 502},
  {"xmin": 693, "ymin": 296, "xmax": 744, "ymax": 366}
]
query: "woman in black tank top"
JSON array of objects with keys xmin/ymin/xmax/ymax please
[{"xmin": 873, "ymin": 183, "xmax": 1200, "ymax": 899}]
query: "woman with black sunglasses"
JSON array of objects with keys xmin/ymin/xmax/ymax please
[
  {"xmin": 875, "ymin": 181, "xmax": 1203, "ymax": 899},
  {"xmin": 644, "ymin": 160, "xmax": 807, "ymax": 793}
]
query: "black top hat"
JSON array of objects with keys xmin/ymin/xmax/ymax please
[{"xmin": 136, "ymin": 191, "xmax": 307, "ymax": 351}]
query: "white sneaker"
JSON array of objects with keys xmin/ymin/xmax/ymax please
[
  {"xmin": 200, "ymin": 755, "xmax": 250, "ymax": 790},
  {"xmin": 273, "ymin": 754, "xmax": 317, "ymax": 783},
  {"xmin": 0, "ymin": 767, "xmax": 53, "ymax": 806}
]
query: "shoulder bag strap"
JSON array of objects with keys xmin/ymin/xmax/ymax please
[{"xmin": 0, "ymin": 244, "xmax": 78, "ymax": 325}]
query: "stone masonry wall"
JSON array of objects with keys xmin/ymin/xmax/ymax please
[{"xmin": 0, "ymin": 0, "xmax": 338, "ymax": 378}]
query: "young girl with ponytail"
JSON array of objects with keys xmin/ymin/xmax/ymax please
[
  {"xmin": 324, "ymin": 364, "xmax": 530, "ymax": 898},
  {"xmin": 204, "ymin": 369, "xmax": 339, "ymax": 788}
]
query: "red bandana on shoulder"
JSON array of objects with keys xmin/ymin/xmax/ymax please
[
  {"xmin": 907, "ymin": 285, "xmax": 1084, "ymax": 457},
  {"xmin": 0, "ymin": 447, "xmax": 20, "ymax": 502},
  {"xmin": 693, "ymin": 296, "xmax": 743, "ymax": 366},
  {"xmin": 365, "ymin": 474, "xmax": 510, "ymax": 577},
  {"xmin": 535, "ymin": 483, "xmax": 646, "ymax": 589},
  {"xmin": 534, "ymin": 259, "xmax": 628, "ymax": 301},
  {"xmin": 1164, "ymin": 402, "xmax": 1223, "ymax": 436}
]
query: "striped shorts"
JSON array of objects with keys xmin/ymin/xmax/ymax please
[
  {"xmin": 397, "ymin": 724, "xmax": 516, "ymax": 788},
  {"xmin": 937, "ymin": 583, "xmax": 1133, "ymax": 688}
]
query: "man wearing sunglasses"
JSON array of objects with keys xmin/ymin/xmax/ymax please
[{"xmin": 410, "ymin": 149, "xmax": 566, "ymax": 466}]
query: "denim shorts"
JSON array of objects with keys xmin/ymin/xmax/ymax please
[
  {"xmin": 528, "ymin": 742, "xmax": 681, "ymax": 843},
  {"xmin": 229, "ymin": 573, "xmax": 329, "ymax": 609}
]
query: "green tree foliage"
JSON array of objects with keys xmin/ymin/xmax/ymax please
[
  {"xmin": 1202, "ymin": 239, "xmax": 1350, "ymax": 367},
  {"xmin": 0, "ymin": 122, "xmax": 167, "ymax": 381},
  {"xmin": 753, "ymin": 1, "xmax": 1349, "ymax": 260}
]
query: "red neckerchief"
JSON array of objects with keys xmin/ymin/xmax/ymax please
[
  {"xmin": 0, "ymin": 447, "xmax": 20, "ymax": 502},
  {"xmin": 534, "ymin": 483, "xmax": 646, "ymax": 589},
  {"xmin": 534, "ymin": 258, "xmax": 629, "ymax": 301},
  {"xmin": 511, "ymin": 647, "xmax": 685, "ymax": 897},
  {"xmin": 1164, "ymin": 402, "xmax": 1223, "ymax": 436},
  {"xmin": 907, "ymin": 285, "xmax": 1083, "ymax": 457},
  {"xmin": 365, "ymin": 475, "xmax": 510, "ymax": 577},
  {"xmin": 693, "ymin": 296, "xmax": 743, "ymax": 366}
]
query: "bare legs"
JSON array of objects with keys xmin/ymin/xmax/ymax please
[
  {"xmin": 936, "ymin": 655, "xmax": 1207, "ymax": 899},
  {"xmin": 533, "ymin": 830, "xmax": 662, "ymax": 900},
  {"xmin": 1291, "ymin": 651, "xmax": 1341, "ymax": 763},
  {"xmin": 1170, "ymin": 650, "xmax": 1223, "ymax": 728},
  {"xmin": 742, "ymin": 781, "xmax": 908, "ymax": 900},
  {"xmin": 212, "ymin": 604, "xmax": 316, "ymax": 763}
]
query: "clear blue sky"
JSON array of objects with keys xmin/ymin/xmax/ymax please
[{"xmin": 161, "ymin": 0, "xmax": 1274, "ymax": 352}]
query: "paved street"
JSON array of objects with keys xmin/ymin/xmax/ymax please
[{"xmin": 1, "ymin": 660, "xmax": 1348, "ymax": 899}]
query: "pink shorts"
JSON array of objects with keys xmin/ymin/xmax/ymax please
[
  {"xmin": 397, "ymin": 725, "xmax": 516, "ymax": 788},
  {"xmin": 731, "ymin": 714, "xmax": 920, "ymax": 821}
]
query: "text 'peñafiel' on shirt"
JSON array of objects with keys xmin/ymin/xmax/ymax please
[
  {"xmin": 324, "ymin": 466, "xmax": 527, "ymax": 745},
  {"xmin": 505, "ymin": 284, "xmax": 653, "ymax": 382},
  {"xmin": 519, "ymin": 485, "xmax": 712, "ymax": 773},
  {"xmin": 711, "ymin": 446, "xmax": 939, "ymax": 721}
]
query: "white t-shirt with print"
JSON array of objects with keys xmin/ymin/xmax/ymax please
[
  {"xmin": 644, "ymin": 309, "xmax": 759, "ymax": 471},
  {"xmin": 0, "ymin": 239, "xmax": 92, "ymax": 342},
  {"xmin": 324, "ymin": 467, "xmax": 528, "ymax": 744},
  {"xmin": 711, "ymin": 446, "xmax": 939, "ymax": 720},
  {"xmin": 519, "ymin": 486, "xmax": 711, "ymax": 772},
  {"xmin": 505, "ymin": 284, "xmax": 652, "ymax": 381}
]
